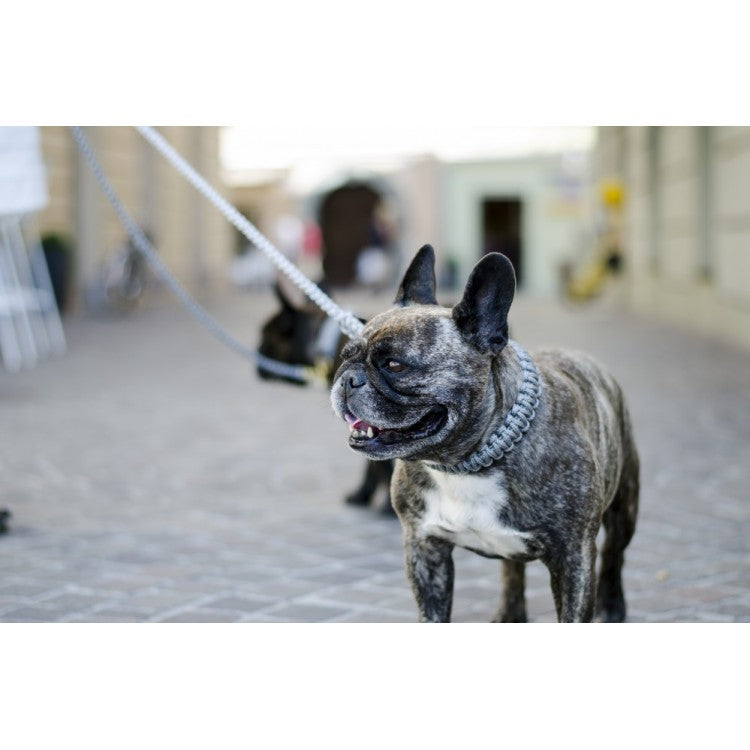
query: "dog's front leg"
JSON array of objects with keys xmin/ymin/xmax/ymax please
[
  {"xmin": 404, "ymin": 534, "xmax": 455, "ymax": 622},
  {"xmin": 547, "ymin": 539, "xmax": 598, "ymax": 623},
  {"xmin": 494, "ymin": 560, "xmax": 527, "ymax": 622},
  {"xmin": 345, "ymin": 460, "xmax": 381, "ymax": 507}
]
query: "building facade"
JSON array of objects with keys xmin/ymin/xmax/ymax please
[
  {"xmin": 437, "ymin": 153, "xmax": 590, "ymax": 296},
  {"xmin": 227, "ymin": 150, "xmax": 591, "ymax": 298},
  {"xmin": 596, "ymin": 126, "xmax": 750, "ymax": 350},
  {"xmin": 37, "ymin": 126, "xmax": 232, "ymax": 310}
]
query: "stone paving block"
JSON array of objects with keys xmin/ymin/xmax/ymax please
[
  {"xmin": 0, "ymin": 582, "xmax": 59, "ymax": 598},
  {"xmin": 693, "ymin": 596, "xmax": 750, "ymax": 620},
  {"xmin": 0, "ymin": 596, "xmax": 22, "ymax": 611},
  {"xmin": 376, "ymin": 593, "xmax": 421, "ymax": 612},
  {"xmin": 651, "ymin": 611, "xmax": 736, "ymax": 623},
  {"xmin": 647, "ymin": 555, "xmax": 749, "ymax": 586},
  {"xmin": 327, "ymin": 582, "xmax": 411, "ymax": 607},
  {"xmin": 1, "ymin": 606, "xmax": 61, "ymax": 622},
  {"xmin": 331, "ymin": 608, "xmax": 413, "ymax": 623},
  {"xmin": 453, "ymin": 606, "xmax": 498, "ymax": 623},
  {"xmin": 118, "ymin": 591, "xmax": 201, "ymax": 612},
  {"xmin": 243, "ymin": 579, "xmax": 325, "ymax": 600},
  {"xmin": 627, "ymin": 586, "xmax": 742, "ymax": 617},
  {"xmin": 65, "ymin": 610, "xmax": 150, "ymax": 623},
  {"xmin": 659, "ymin": 583, "xmax": 748, "ymax": 605},
  {"xmin": 202, "ymin": 595, "xmax": 274, "ymax": 613},
  {"xmin": 347, "ymin": 554, "xmax": 405, "ymax": 574},
  {"xmin": 34, "ymin": 590, "xmax": 107, "ymax": 611},
  {"xmin": 241, "ymin": 613, "xmax": 312, "ymax": 623},
  {"xmin": 96, "ymin": 579, "xmax": 169, "ymax": 595},
  {"xmin": 157, "ymin": 610, "xmax": 242, "ymax": 623},
  {"xmin": 259, "ymin": 602, "xmax": 354, "ymax": 622},
  {"xmin": 294, "ymin": 567, "xmax": 383, "ymax": 586}
]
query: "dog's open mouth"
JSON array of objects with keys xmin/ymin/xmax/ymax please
[{"xmin": 345, "ymin": 406, "xmax": 448, "ymax": 447}]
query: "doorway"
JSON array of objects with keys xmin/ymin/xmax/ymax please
[
  {"xmin": 481, "ymin": 198, "xmax": 523, "ymax": 286},
  {"xmin": 318, "ymin": 181, "xmax": 385, "ymax": 287}
]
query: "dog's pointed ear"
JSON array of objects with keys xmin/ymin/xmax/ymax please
[
  {"xmin": 395, "ymin": 244, "xmax": 438, "ymax": 306},
  {"xmin": 274, "ymin": 273, "xmax": 306, "ymax": 312},
  {"xmin": 452, "ymin": 253, "xmax": 515, "ymax": 355},
  {"xmin": 274, "ymin": 282, "xmax": 295, "ymax": 312}
]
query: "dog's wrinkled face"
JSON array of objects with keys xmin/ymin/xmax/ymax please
[
  {"xmin": 331, "ymin": 245, "xmax": 516, "ymax": 462},
  {"xmin": 332, "ymin": 306, "xmax": 486, "ymax": 460}
]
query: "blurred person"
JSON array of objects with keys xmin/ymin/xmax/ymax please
[
  {"xmin": 318, "ymin": 181, "xmax": 400, "ymax": 289},
  {"xmin": 355, "ymin": 199, "xmax": 397, "ymax": 289},
  {"xmin": 230, "ymin": 214, "xmax": 305, "ymax": 289}
]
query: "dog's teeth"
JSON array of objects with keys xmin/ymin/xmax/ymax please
[{"xmin": 366, "ymin": 427, "xmax": 374, "ymax": 439}]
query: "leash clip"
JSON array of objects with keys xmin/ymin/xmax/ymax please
[{"xmin": 305, "ymin": 358, "xmax": 334, "ymax": 387}]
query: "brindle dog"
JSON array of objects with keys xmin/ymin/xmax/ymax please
[
  {"xmin": 331, "ymin": 245, "xmax": 639, "ymax": 622},
  {"xmin": 257, "ymin": 284, "xmax": 394, "ymax": 514}
]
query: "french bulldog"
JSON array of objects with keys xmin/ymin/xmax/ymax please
[
  {"xmin": 331, "ymin": 245, "xmax": 639, "ymax": 622},
  {"xmin": 258, "ymin": 283, "xmax": 394, "ymax": 513}
]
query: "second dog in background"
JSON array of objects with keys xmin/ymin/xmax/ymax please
[{"xmin": 257, "ymin": 283, "xmax": 394, "ymax": 514}]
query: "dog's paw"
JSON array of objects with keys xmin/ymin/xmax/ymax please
[
  {"xmin": 594, "ymin": 605, "xmax": 626, "ymax": 623},
  {"xmin": 595, "ymin": 594, "xmax": 626, "ymax": 622},
  {"xmin": 344, "ymin": 489, "xmax": 373, "ymax": 507},
  {"xmin": 492, "ymin": 607, "xmax": 528, "ymax": 623}
]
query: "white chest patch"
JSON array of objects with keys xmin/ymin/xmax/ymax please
[{"xmin": 420, "ymin": 469, "xmax": 530, "ymax": 559}]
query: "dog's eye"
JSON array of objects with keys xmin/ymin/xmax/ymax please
[{"xmin": 385, "ymin": 360, "xmax": 406, "ymax": 373}]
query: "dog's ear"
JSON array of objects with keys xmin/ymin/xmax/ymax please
[
  {"xmin": 274, "ymin": 282, "xmax": 296, "ymax": 312},
  {"xmin": 395, "ymin": 244, "xmax": 438, "ymax": 306},
  {"xmin": 452, "ymin": 253, "xmax": 515, "ymax": 355},
  {"xmin": 274, "ymin": 273, "xmax": 307, "ymax": 312}
]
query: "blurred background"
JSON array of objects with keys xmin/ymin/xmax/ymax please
[{"xmin": 6, "ymin": 126, "xmax": 748, "ymax": 350}]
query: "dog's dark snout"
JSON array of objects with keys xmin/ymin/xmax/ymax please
[{"xmin": 346, "ymin": 370, "xmax": 367, "ymax": 395}]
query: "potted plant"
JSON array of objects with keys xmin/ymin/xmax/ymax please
[{"xmin": 40, "ymin": 232, "xmax": 73, "ymax": 314}]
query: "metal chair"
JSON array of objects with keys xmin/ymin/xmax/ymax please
[{"xmin": 0, "ymin": 214, "xmax": 66, "ymax": 372}]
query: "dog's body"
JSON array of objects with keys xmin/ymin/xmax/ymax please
[
  {"xmin": 258, "ymin": 285, "xmax": 394, "ymax": 512},
  {"xmin": 331, "ymin": 245, "xmax": 639, "ymax": 622}
]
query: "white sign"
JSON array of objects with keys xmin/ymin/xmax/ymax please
[{"xmin": 0, "ymin": 127, "xmax": 48, "ymax": 216}]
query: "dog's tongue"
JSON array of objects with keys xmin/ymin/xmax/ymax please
[
  {"xmin": 345, "ymin": 413, "xmax": 369, "ymax": 430},
  {"xmin": 344, "ymin": 413, "xmax": 380, "ymax": 437}
]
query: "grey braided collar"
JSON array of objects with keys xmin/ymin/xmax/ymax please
[{"xmin": 425, "ymin": 341, "xmax": 542, "ymax": 474}]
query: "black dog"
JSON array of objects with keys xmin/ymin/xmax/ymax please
[
  {"xmin": 331, "ymin": 245, "xmax": 639, "ymax": 622},
  {"xmin": 257, "ymin": 284, "xmax": 394, "ymax": 514}
]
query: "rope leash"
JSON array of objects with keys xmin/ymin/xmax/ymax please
[
  {"xmin": 72, "ymin": 127, "xmax": 542, "ymax": 469},
  {"xmin": 135, "ymin": 126, "xmax": 365, "ymax": 341},
  {"xmin": 71, "ymin": 126, "xmax": 326, "ymax": 385}
]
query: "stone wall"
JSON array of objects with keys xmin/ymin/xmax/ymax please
[
  {"xmin": 37, "ymin": 126, "xmax": 233, "ymax": 310},
  {"xmin": 596, "ymin": 126, "xmax": 750, "ymax": 349}
]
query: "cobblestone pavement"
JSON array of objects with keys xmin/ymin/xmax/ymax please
[{"xmin": 1, "ymin": 284, "xmax": 748, "ymax": 623}]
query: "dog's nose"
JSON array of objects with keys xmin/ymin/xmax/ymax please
[{"xmin": 346, "ymin": 370, "xmax": 367, "ymax": 395}]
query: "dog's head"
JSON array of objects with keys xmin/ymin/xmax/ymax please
[
  {"xmin": 330, "ymin": 244, "xmax": 516, "ymax": 462},
  {"xmin": 257, "ymin": 283, "xmax": 325, "ymax": 385}
]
